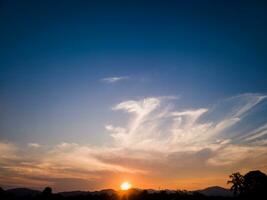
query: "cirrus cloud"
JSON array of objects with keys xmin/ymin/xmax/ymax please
[
  {"xmin": 100, "ymin": 76, "xmax": 129, "ymax": 83},
  {"xmin": 1, "ymin": 93, "xmax": 267, "ymax": 191}
]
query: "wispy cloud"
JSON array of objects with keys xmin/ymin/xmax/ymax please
[
  {"xmin": 1, "ymin": 93, "xmax": 267, "ymax": 191},
  {"xmin": 106, "ymin": 93, "xmax": 267, "ymax": 162},
  {"xmin": 242, "ymin": 123, "xmax": 267, "ymax": 142},
  {"xmin": 0, "ymin": 142, "xmax": 18, "ymax": 160},
  {"xmin": 101, "ymin": 76, "xmax": 129, "ymax": 83},
  {"xmin": 28, "ymin": 143, "xmax": 42, "ymax": 148}
]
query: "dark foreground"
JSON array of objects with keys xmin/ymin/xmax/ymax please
[
  {"xmin": 0, "ymin": 187, "xmax": 235, "ymax": 200},
  {"xmin": 0, "ymin": 187, "xmax": 266, "ymax": 200},
  {"xmin": 1, "ymin": 170, "xmax": 267, "ymax": 200}
]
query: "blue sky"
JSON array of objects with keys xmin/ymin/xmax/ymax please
[{"xmin": 1, "ymin": 0, "xmax": 267, "ymax": 191}]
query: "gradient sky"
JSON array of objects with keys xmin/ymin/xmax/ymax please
[{"xmin": 1, "ymin": 0, "xmax": 267, "ymax": 192}]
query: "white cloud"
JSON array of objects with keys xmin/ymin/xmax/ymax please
[
  {"xmin": 113, "ymin": 97, "xmax": 160, "ymax": 115},
  {"xmin": 110, "ymin": 98, "xmax": 161, "ymax": 147},
  {"xmin": 107, "ymin": 93, "xmax": 267, "ymax": 153},
  {"xmin": 171, "ymin": 108, "xmax": 208, "ymax": 126},
  {"xmin": 242, "ymin": 123, "xmax": 267, "ymax": 142},
  {"xmin": 101, "ymin": 76, "xmax": 129, "ymax": 83},
  {"xmin": 233, "ymin": 94, "xmax": 266, "ymax": 117}
]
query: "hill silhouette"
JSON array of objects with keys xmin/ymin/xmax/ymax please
[{"xmin": 196, "ymin": 186, "xmax": 233, "ymax": 197}]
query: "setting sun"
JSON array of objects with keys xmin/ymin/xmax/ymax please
[{"xmin": 120, "ymin": 182, "xmax": 132, "ymax": 190}]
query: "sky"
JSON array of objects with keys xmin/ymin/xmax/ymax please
[{"xmin": 1, "ymin": 0, "xmax": 267, "ymax": 192}]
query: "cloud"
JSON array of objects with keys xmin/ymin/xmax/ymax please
[
  {"xmin": 0, "ymin": 142, "xmax": 20, "ymax": 163},
  {"xmin": 101, "ymin": 76, "xmax": 129, "ymax": 83},
  {"xmin": 28, "ymin": 143, "xmax": 42, "ymax": 148},
  {"xmin": 207, "ymin": 144, "xmax": 267, "ymax": 167},
  {"xmin": 44, "ymin": 142, "xmax": 140, "ymax": 173},
  {"xmin": 242, "ymin": 123, "xmax": 267, "ymax": 142},
  {"xmin": 0, "ymin": 142, "xmax": 145, "ymax": 191},
  {"xmin": 1, "ymin": 93, "xmax": 267, "ymax": 191},
  {"xmin": 110, "ymin": 98, "xmax": 161, "ymax": 147},
  {"xmin": 106, "ymin": 93, "xmax": 267, "ymax": 158}
]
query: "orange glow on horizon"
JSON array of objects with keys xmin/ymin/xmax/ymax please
[{"xmin": 120, "ymin": 181, "xmax": 132, "ymax": 190}]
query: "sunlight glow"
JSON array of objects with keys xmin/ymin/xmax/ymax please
[{"xmin": 120, "ymin": 182, "xmax": 132, "ymax": 190}]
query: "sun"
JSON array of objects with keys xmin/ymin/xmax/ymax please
[{"xmin": 120, "ymin": 181, "xmax": 132, "ymax": 190}]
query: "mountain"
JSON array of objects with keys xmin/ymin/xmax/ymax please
[
  {"xmin": 197, "ymin": 186, "xmax": 233, "ymax": 197},
  {"xmin": 6, "ymin": 188, "xmax": 41, "ymax": 197},
  {"xmin": 92, "ymin": 189, "xmax": 116, "ymax": 195}
]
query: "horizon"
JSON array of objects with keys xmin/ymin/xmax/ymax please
[
  {"xmin": 1, "ymin": 0, "xmax": 267, "ymax": 192},
  {"xmin": 0, "ymin": 184, "xmax": 225, "ymax": 191},
  {"xmin": 2, "ymin": 185, "xmax": 229, "ymax": 193}
]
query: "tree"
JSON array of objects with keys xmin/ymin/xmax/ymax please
[
  {"xmin": 227, "ymin": 172, "xmax": 244, "ymax": 196},
  {"xmin": 42, "ymin": 187, "xmax": 52, "ymax": 197},
  {"xmin": 243, "ymin": 170, "xmax": 267, "ymax": 197}
]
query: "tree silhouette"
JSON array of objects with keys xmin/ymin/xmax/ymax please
[
  {"xmin": 243, "ymin": 170, "xmax": 267, "ymax": 197},
  {"xmin": 227, "ymin": 172, "xmax": 244, "ymax": 196},
  {"xmin": 42, "ymin": 187, "xmax": 52, "ymax": 198}
]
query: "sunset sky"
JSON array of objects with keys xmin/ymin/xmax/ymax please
[{"xmin": 1, "ymin": 0, "xmax": 267, "ymax": 192}]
